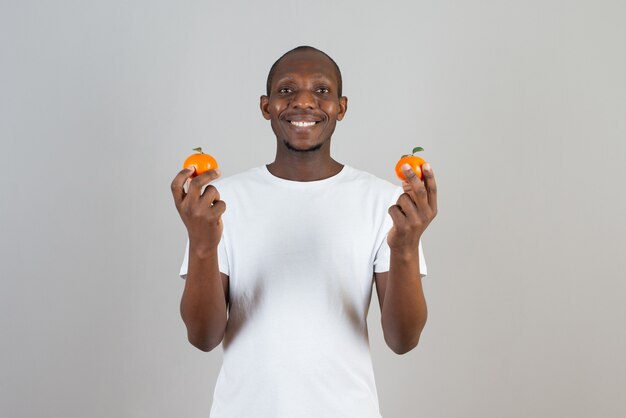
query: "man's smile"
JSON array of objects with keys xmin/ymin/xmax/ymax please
[
  {"xmin": 283, "ymin": 113, "xmax": 324, "ymax": 129},
  {"xmin": 277, "ymin": 113, "xmax": 327, "ymax": 152},
  {"xmin": 289, "ymin": 120, "xmax": 318, "ymax": 127}
]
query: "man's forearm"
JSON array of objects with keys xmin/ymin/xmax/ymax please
[
  {"xmin": 180, "ymin": 244, "xmax": 228, "ymax": 352},
  {"xmin": 381, "ymin": 248, "xmax": 428, "ymax": 354}
]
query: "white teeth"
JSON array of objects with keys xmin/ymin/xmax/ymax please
[{"xmin": 290, "ymin": 121, "xmax": 316, "ymax": 127}]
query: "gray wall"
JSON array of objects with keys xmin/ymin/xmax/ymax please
[{"xmin": 2, "ymin": 1, "xmax": 625, "ymax": 417}]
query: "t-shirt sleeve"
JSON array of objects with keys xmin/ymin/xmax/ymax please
[
  {"xmin": 179, "ymin": 239, "xmax": 190, "ymax": 279},
  {"xmin": 373, "ymin": 188, "xmax": 428, "ymax": 278},
  {"xmin": 178, "ymin": 236, "xmax": 230, "ymax": 280},
  {"xmin": 374, "ymin": 238, "xmax": 428, "ymax": 278}
]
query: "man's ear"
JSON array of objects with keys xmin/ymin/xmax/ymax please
[
  {"xmin": 260, "ymin": 95, "xmax": 271, "ymax": 120},
  {"xmin": 337, "ymin": 96, "xmax": 348, "ymax": 121}
]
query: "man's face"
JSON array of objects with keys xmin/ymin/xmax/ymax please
[{"xmin": 260, "ymin": 50, "xmax": 348, "ymax": 153}]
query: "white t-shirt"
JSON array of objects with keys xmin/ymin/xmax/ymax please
[{"xmin": 179, "ymin": 165, "xmax": 427, "ymax": 418}]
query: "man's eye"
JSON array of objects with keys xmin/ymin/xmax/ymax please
[
  {"xmin": 279, "ymin": 87, "xmax": 292, "ymax": 94},
  {"xmin": 316, "ymin": 87, "xmax": 330, "ymax": 94}
]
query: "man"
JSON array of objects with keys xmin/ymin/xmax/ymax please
[{"xmin": 171, "ymin": 46, "xmax": 437, "ymax": 418}]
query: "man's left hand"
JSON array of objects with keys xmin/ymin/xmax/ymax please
[{"xmin": 387, "ymin": 163, "xmax": 438, "ymax": 251}]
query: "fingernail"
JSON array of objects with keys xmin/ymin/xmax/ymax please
[
  {"xmin": 423, "ymin": 163, "xmax": 431, "ymax": 172},
  {"xmin": 214, "ymin": 169, "xmax": 221, "ymax": 176},
  {"xmin": 402, "ymin": 163, "xmax": 411, "ymax": 172},
  {"xmin": 186, "ymin": 165, "xmax": 196, "ymax": 172}
]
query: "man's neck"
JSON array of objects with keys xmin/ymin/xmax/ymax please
[{"xmin": 267, "ymin": 152, "xmax": 343, "ymax": 182}]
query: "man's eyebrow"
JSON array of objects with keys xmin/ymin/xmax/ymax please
[
  {"xmin": 274, "ymin": 76, "xmax": 295, "ymax": 83},
  {"xmin": 274, "ymin": 73, "xmax": 334, "ymax": 83}
]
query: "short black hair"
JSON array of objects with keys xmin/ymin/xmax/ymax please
[{"xmin": 265, "ymin": 46, "xmax": 343, "ymax": 97}]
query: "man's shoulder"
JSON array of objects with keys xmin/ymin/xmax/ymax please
[
  {"xmin": 342, "ymin": 165, "xmax": 399, "ymax": 194},
  {"xmin": 213, "ymin": 166, "xmax": 265, "ymax": 188}
]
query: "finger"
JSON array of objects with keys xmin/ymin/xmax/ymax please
[
  {"xmin": 401, "ymin": 164, "xmax": 429, "ymax": 212},
  {"xmin": 396, "ymin": 193, "xmax": 420, "ymax": 224},
  {"xmin": 200, "ymin": 184, "xmax": 221, "ymax": 205},
  {"xmin": 388, "ymin": 204, "xmax": 407, "ymax": 226},
  {"xmin": 402, "ymin": 180, "xmax": 419, "ymax": 207},
  {"xmin": 187, "ymin": 169, "xmax": 221, "ymax": 199},
  {"xmin": 401, "ymin": 163, "xmax": 423, "ymax": 188},
  {"xmin": 422, "ymin": 163, "xmax": 438, "ymax": 214},
  {"xmin": 171, "ymin": 166, "xmax": 196, "ymax": 207},
  {"xmin": 211, "ymin": 200, "xmax": 227, "ymax": 217}
]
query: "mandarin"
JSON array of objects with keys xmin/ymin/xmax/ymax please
[
  {"xmin": 183, "ymin": 147, "xmax": 218, "ymax": 177},
  {"xmin": 395, "ymin": 147, "xmax": 426, "ymax": 181}
]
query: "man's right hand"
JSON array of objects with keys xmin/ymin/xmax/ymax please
[{"xmin": 171, "ymin": 167, "xmax": 226, "ymax": 253}]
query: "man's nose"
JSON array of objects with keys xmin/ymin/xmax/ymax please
[{"xmin": 291, "ymin": 89, "xmax": 316, "ymax": 109}]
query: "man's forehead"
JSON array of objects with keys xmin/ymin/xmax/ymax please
[
  {"xmin": 273, "ymin": 51, "xmax": 338, "ymax": 81},
  {"xmin": 273, "ymin": 72, "xmax": 335, "ymax": 83}
]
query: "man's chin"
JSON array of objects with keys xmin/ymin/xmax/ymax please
[{"xmin": 282, "ymin": 139, "xmax": 324, "ymax": 153}]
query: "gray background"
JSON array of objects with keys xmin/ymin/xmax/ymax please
[{"xmin": 2, "ymin": 0, "xmax": 625, "ymax": 417}]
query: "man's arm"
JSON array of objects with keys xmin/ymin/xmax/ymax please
[
  {"xmin": 171, "ymin": 167, "xmax": 229, "ymax": 352},
  {"xmin": 181, "ymin": 250, "xmax": 230, "ymax": 352},
  {"xmin": 375, "ymin": 257, "xmax": 426, "ymax": 355},
  {"xmin": 377, "ymin": 162, "xmax": 437, "ymax": 355}
]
